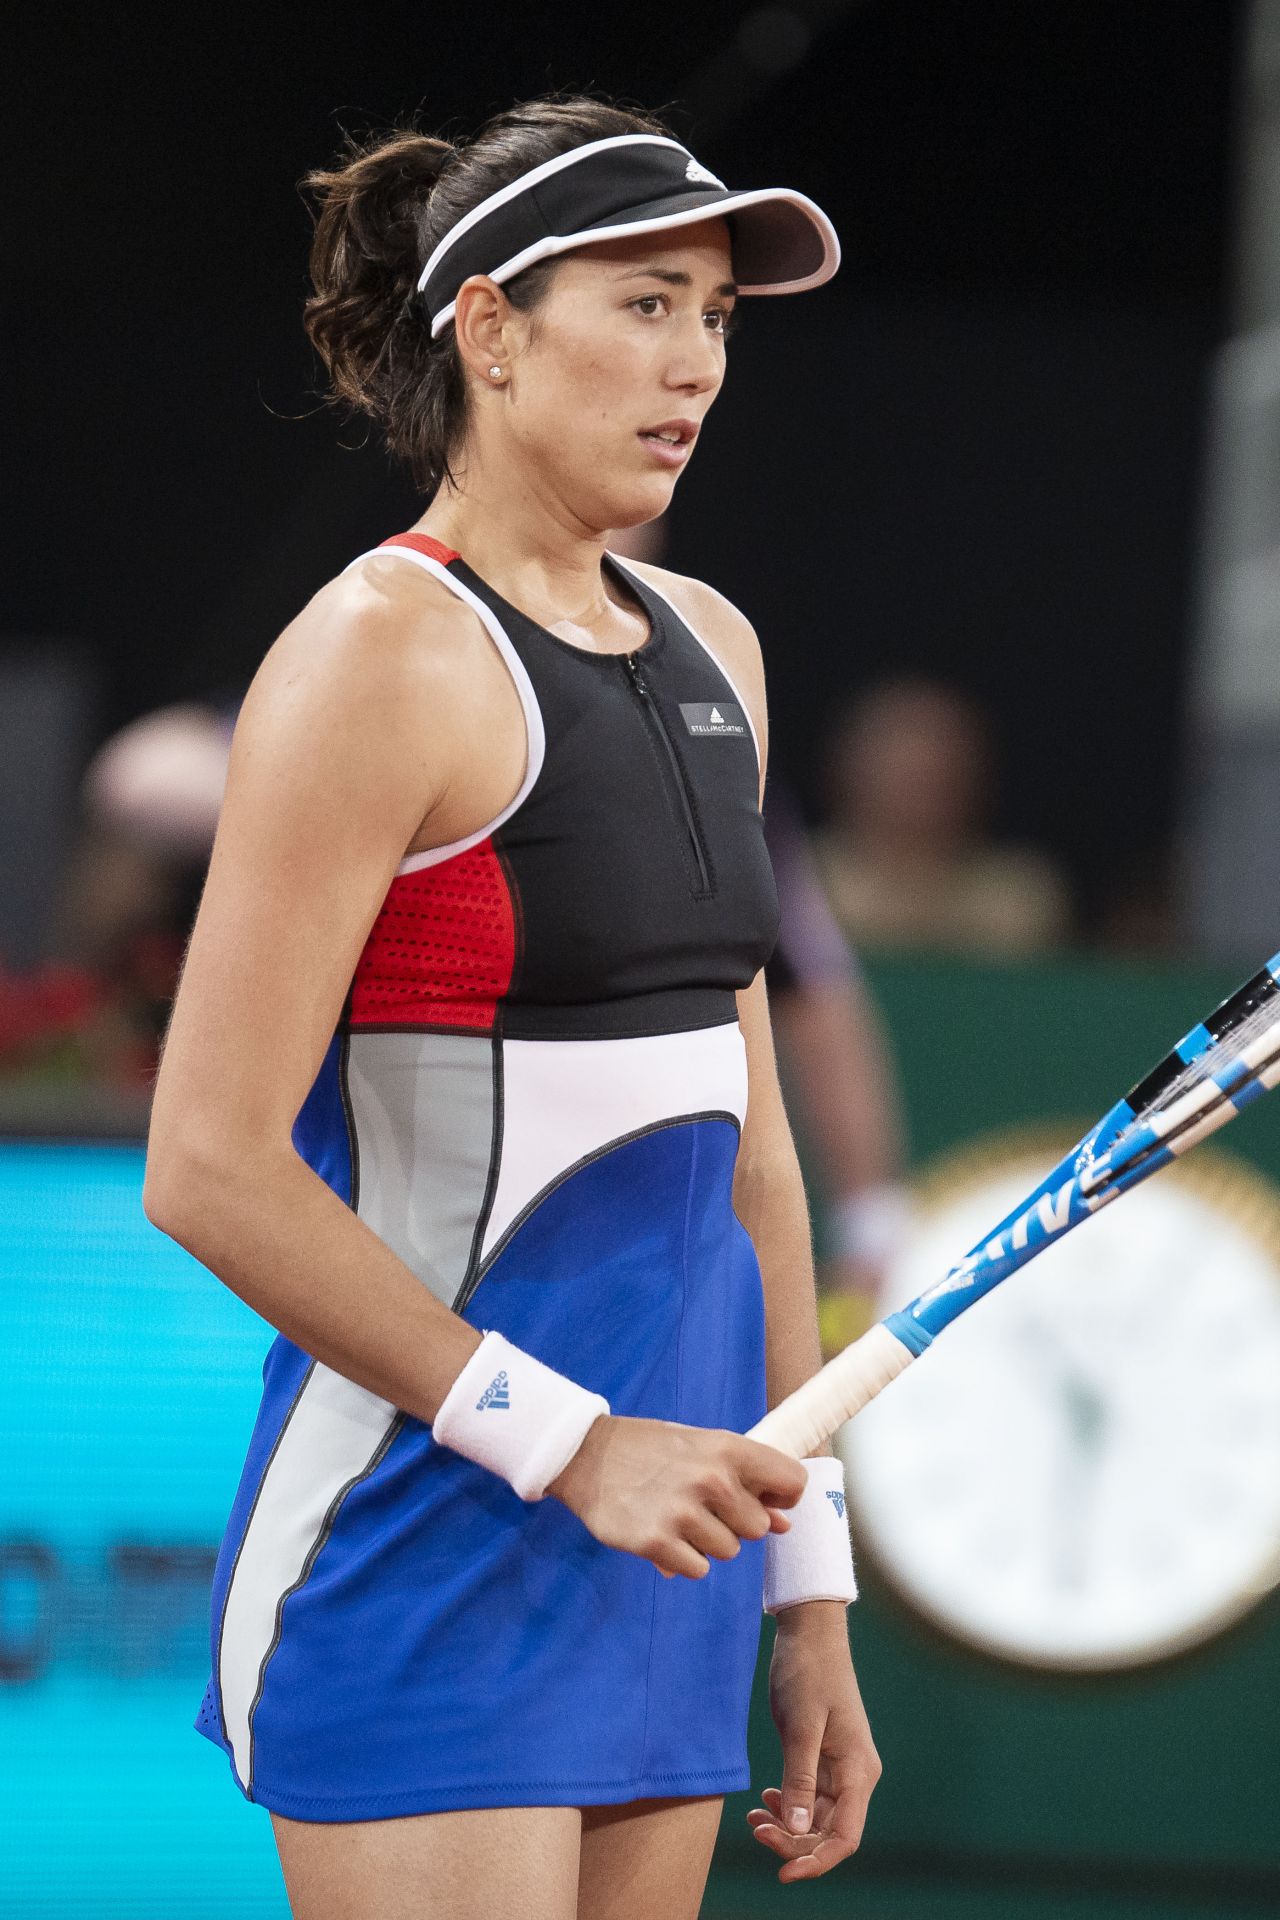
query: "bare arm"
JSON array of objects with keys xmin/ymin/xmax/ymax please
[
  {"xmin": 759, "ymin": 778, "xmax": 909, "ymax": 1335},
  {"xmin": 143, "ymin": 568, "xmax": 491, "ymax": 1423},
  {"xmin": 754, "ymin": 783, "xmax": 909, "ymax": 1350},
  {"xmin": 734, "ymin": 967, "xmax": 827, "ymax": 1420}
]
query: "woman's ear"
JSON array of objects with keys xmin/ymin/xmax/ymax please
[{"xmin": 453, "ymin": 276, "xmax": 514, "ymax": 384}]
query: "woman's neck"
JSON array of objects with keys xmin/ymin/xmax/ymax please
[{"xmin": 415, "ymin": 463, "xmax": 619, "ymax": 628}]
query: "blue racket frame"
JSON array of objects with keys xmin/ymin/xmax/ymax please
[{"xmin": 883, "ymin": 950, "xmax": 1280, "ymax": 1357}]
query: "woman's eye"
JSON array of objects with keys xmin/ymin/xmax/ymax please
[{"xmin": 628, "ymin": 294, "xmax": 736, "ymax": 337}]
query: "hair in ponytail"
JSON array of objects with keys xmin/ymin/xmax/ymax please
[{"xmin": 302, "ymin": 95, "xmax": 676, "ymax": 496}]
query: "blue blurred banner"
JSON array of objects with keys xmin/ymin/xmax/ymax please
[{"xmin": 0, "ymin": 1142, "xmax": 288, "ymax": 1917}]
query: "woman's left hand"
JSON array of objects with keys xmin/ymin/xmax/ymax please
[{"xmin": 746, "ymin": 1600, "xmax": 881, "ymax": 1883}]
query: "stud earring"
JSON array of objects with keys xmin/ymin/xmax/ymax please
[{"xmin": 488, "ymin": 365, "xmax": 503, "ymax": 380}]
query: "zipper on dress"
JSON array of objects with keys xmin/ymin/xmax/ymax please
[{"xmin": 621, "ymin": 651, "xmax": 713, "ymax": 894}]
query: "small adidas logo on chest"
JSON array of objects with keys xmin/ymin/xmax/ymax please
[
  {"xmin": 679, "ymin": 700, "xmax": 747, "ymax": 737},
  {"xmin": 475, "ymin": 1370, "xmax": 510, "ymax": 1411}
]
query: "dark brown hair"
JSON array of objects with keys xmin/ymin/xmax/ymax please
[{"xmin": 302, "ymin": 95, "xmax": 677, "ymax": 496}]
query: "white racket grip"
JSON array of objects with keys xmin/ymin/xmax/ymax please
[{"xmin": 747, "ymin": 1323, "xmax": 916, "ymax": 1457}]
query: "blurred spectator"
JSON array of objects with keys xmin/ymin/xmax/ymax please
[
  {"xmin": 82, "ymin": 703, "xmax": 234, "ymax": 863},
  {"xmin": 6, "ymin": 706, "xmax": 238, "ymax": 1090},
  {"xmin": 815, "ymin": 677, "xmax": 1071, "ymax": 956},
  {"xmin": 1091, "ymin": 844, "xmax": 1176, "ymax": 955}
]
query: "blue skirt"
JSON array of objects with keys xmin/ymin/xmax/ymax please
[{"xmin": 194, "ymin": 1118, "xmax": 768, "ymax": 1820}]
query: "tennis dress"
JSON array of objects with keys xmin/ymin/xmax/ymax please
[{"xmin": 193, "ymin": 530, "xmax": 781, "ymax": 1819}]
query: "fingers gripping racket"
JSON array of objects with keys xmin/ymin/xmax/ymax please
[{"xmin": 750, "ymin": 950, "xmax": 1280, "ymax": 1458}]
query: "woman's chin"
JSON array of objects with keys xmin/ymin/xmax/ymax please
[{"xmin": 597, "ymin": 480, "xmax": 678, "ymax": 533}]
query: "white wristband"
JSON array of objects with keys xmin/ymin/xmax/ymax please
[
  {"xmin": 763, "ymin": 1455, "xmax": 857, "ymax": 1614},
  {"xmin": 431, "ymin": 1330, "xmax": 610, "ymax": 1502}
]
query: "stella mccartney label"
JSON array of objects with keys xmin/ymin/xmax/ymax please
[{"xmin": 678, "ymin": 701, "xmax": 747, "ymax": 738}]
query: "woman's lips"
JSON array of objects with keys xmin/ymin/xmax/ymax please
[{"xmin": 638, "ymin": 431, "xmax": 693, "ymax": 467}]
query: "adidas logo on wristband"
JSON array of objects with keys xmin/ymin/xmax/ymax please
[
  {"xmin": 433, "ymin": 1330, "xmax": 611, "ymax": 1501},
  {"xmin": 475, "ymin": 1371, "xmax": 511, "ymax": 1411},
  {"xmin": 763, "ymin": 1462, "xmax": 857, "ymax": 1613}
]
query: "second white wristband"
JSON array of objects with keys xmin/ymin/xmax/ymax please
[
  {"xmin": 763, "ymin": 1454, "xmax": 858, "ymax": 1614},
  {"xmin": 431, "ymin": 1329, "xmax": 610, "ymax": 1502}
]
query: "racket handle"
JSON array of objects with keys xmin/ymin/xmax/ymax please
[{"xmin": 747, "ymin": 1323, "xmax": 916, "ymax": 1457}]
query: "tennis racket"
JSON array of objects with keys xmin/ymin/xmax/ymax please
[{"xmin": 749, "ymin": 948, "xmax": 1280, "ymax": 1458}]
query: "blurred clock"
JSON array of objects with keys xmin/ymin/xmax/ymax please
[{"xmin": 838, "ymin": 1136, "xmax": 1280, "ymax": 1671}]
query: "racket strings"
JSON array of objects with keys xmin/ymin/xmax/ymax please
[
  {"xmin": 1139, "ymin": 995, "xmax": 1279, "ymax": 1112},
  {"xmin": 1093, "ymin": 998, "xmax": 1280, "ymax": 1190}
]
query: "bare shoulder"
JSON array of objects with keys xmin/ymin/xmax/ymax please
[
  {"xmin": 618, "ymin": 557, "xmax": 759, "ymax": 660},
  {"xmin": 244, "ymin": 550, "xmax": 486, "ymax": 720},
  {"xmin": 230, "ymin": 550, "xmax": 521, "ymax": 815}
]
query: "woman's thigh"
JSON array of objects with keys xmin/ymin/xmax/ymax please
[
  {"xmin": 270, "ymin": 1805, "xmax": 582, "ymax": 1920},
  {"xmin": 577, "ymin": 1796, "xmax": 724, "ymax": 1920}
]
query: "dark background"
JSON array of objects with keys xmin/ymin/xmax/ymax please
[{"xmin": 4, "ymin": 0, "xmax": 1245, "ymax": 931}]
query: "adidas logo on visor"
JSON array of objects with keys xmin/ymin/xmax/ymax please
[
  {"xmin": 476, "ymin": 1371, "xmax": 511, "ymax": 1411},
  {"xmin": 685, "ymin": 156, "xmax": 726, "ymax": 189}
]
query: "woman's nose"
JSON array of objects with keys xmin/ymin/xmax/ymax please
[{"xmin": 670, "ymin": 325, "xmax": 722, "ymax": 391}]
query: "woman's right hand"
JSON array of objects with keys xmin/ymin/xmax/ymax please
[{"xmin": 546, "ymin": 1414, "xmax": 808, "ymax": 1579}]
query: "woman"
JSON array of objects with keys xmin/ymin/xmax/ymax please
[{"xmin": 145, "ymin": 95, "xmax": 881, "ymax": 1917}]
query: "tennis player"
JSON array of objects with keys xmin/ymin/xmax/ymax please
[{"xmin": 144, "ymin": 94, "xmax": 880, "ymax": 1917}]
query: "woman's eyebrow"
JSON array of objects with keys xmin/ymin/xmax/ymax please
[{"xmin": 614, "ymin": 267, "xmax": 738, "ymax": 297}]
